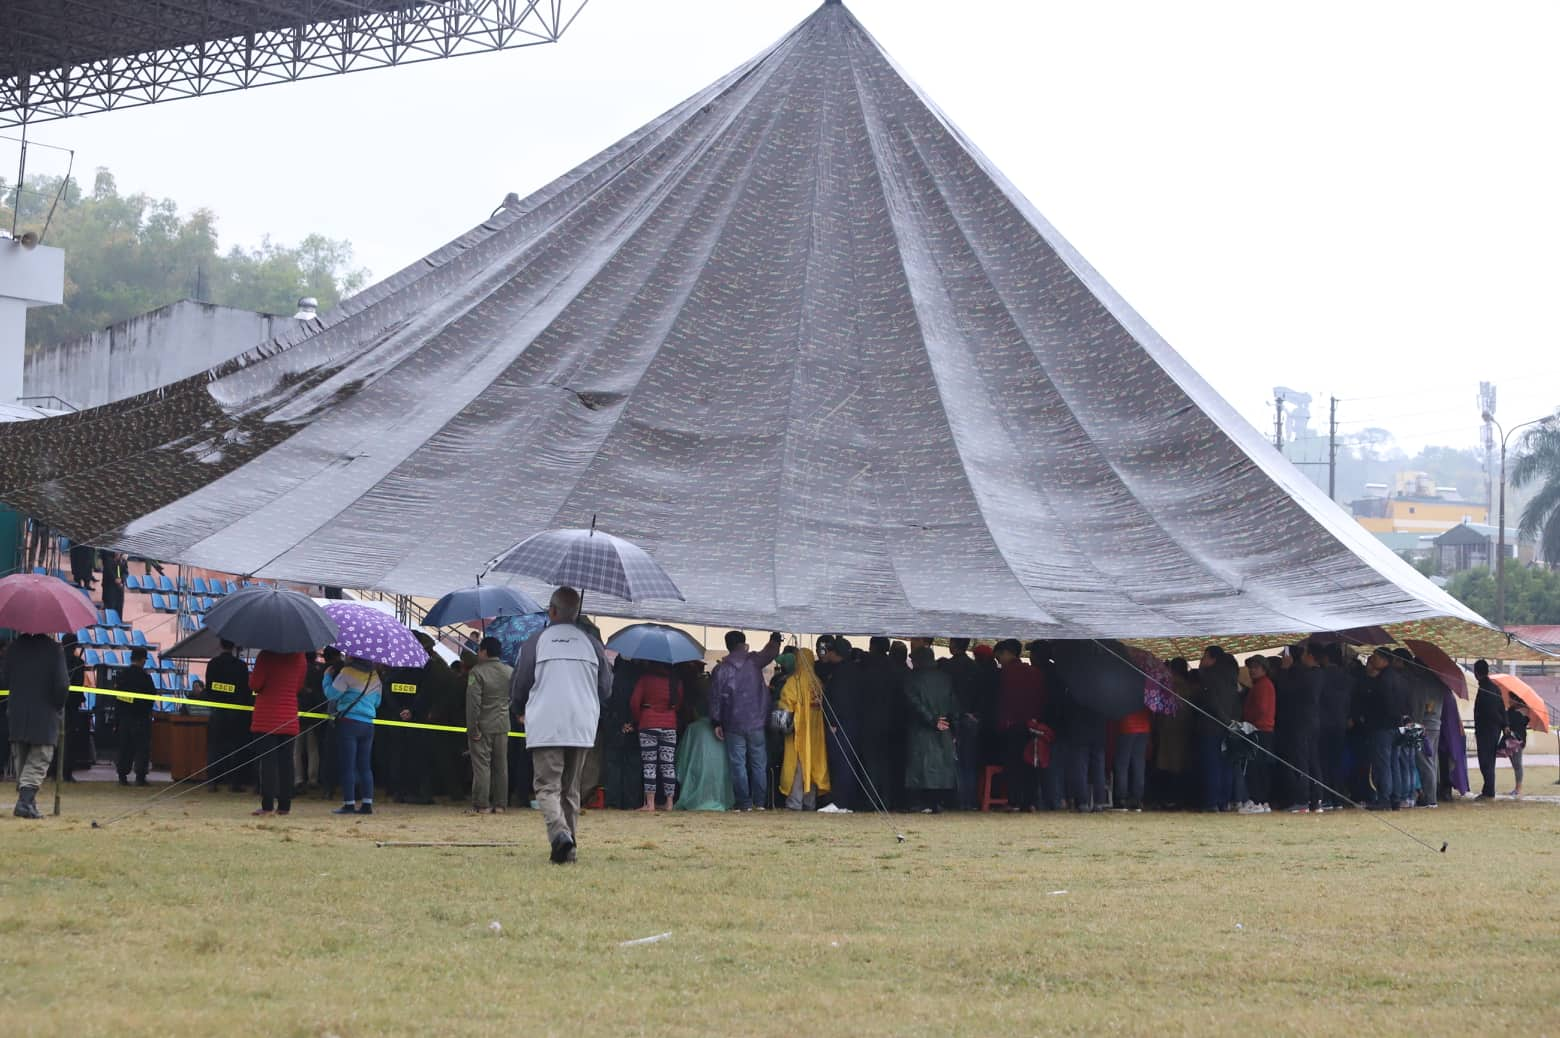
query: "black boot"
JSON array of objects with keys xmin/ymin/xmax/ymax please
[{"xmin": 14, "ymin": 786, "xmax": 42, "ymax": 819}]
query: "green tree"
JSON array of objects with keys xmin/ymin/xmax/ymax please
[
  {"xmin": 1444, "ymin": 566, "xmax": 1560, "ymax": 626},
  {"xmin": 1510, "ymin": 421, "xmax": 1560, "ymax": 565},
  {"xmin": 2, "ymin": 168, "xmax": 368, "ymax": 347}
]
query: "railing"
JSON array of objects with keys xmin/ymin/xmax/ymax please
[
  {"xmin": 15, "ymin": 394, "xmax": 80, "ymax": 412},
  {"xmin": 351, "ymin": 588, "xmax": 469, "ymax": 657}
]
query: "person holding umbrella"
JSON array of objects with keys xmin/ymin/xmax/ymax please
[
  {"xmin": 508, "ymin": 587, "xmax": 613, "ymax": 864},
  {"xmin": 324, "ymin": 656, "xmax": 383, "ymax": 815},
  {"xmin": 4, "ymin": 632, "xmax": 70, "ymax": 818},
  {"xmin": 248, "ymin": 647, "xmax": 307, "ymax": 816},
  {"xmin": 0, "ymin": 571, "xmax": 100, "ymax": 817}
]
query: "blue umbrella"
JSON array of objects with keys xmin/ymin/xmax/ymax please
[
  {"xmin": 424, "ymin": 584, "xmax": 543, "ymax": 627},
  {"xmin": 486, "ymin": 611, "xmax": 549, "ymax": 666},
  {"xmin": 606, "ymin": 623, "xmax": 705, "ymax": 665},
  {"xmin": 487, "ymin": 521, "xmax": 683, "ymax": 602}
]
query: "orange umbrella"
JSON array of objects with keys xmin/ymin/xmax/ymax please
[{"xmin": 1491, "ymin": 674, "xmax": 1551, "ymax": 732}]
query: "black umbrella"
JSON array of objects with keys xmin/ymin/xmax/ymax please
[
  {"xmin": 200, "ymin": 586, "xmax": 339, "ymax": 653},
  {"xmin": 1047, "ymin": 639, "xmax": 1146, "ymax": 720}
]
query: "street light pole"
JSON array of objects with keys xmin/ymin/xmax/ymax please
[{"xmin": 1482, "ymin": 411, "xmax": 1555, "ymax": 629}]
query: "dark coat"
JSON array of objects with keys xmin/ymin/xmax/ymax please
[
  {"xmin": 1472, "ymin": 678, "xmax": 1506, "ymax": 738},
  {"xmin": 2, "ymin": 634, "xmax": 69, "ymax": 745},
  {"xmin": 114, "ymin": 665, "xmax": 157, "ymax": 719},
  {"xmin": 1196, "ymin": 658, "xmax": 1241, "ymax": 738},
  {"xmin": 903, "ymin": 668, "xmax": 957, "ymax": 791}
]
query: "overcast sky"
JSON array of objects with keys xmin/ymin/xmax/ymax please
[{"xmin": 9, "ymin": 0, "xmax": 1557, "ymax": 453}]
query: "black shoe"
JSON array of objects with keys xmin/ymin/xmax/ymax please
[
  {"xmin": 118, "ymin": 775, "xmax": 129, "ymax": 787},
  {"xmin": 550, "ymin": 833, "xmax": 576, "ymax": 864},
  {"xmin": 135, "ymin": 776, "xmax": 148, "ymax": 787},
  {"xmin": 356, "ymin": 803, "xmax": 374, "ymax": 815},
  {"xmin": 331, "ymin": 804, "xmax": 358, "ymax": 815},
  {"xmin": 14, "ymin": 787, "xmax": 41, "ymax": 819}
]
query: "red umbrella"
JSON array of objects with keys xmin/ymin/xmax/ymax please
[
  {"xmin": 1402, "ymin": 639, "xmax": 1470, "ymax": 701},
  {"xmin": 0, "ymin": 572, "xmax": 98, "ymax": 634}
]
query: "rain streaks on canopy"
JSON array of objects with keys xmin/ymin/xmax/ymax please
[{"xmin": 0, "ymin": 2, "xmax": 1510, "ymax": 649}]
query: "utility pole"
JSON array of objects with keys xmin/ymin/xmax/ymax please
[
  {"xmin": 1273, "ymin": 391, "xmax": 1285, "ymax": 451},
  {"xmin": 1328, "ymin": 396, "xmax": 1338, "ymax": 501}
]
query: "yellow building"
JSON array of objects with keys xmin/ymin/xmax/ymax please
[{"xmin": 1351, "ymin": 471, "xmax": 1488, "ymax": 536}]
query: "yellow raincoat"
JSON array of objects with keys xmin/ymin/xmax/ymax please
[{"xmin": 780, "ymin": 649, "xmax": 830, "ymax": 796}]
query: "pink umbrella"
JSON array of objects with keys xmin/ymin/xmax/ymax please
[
  {"xmin": 1402, "ymin": 639, "xmax": 1470, "ymax": 701},
  {"xmin": 0, "ymin": 572, "xmax": 98, "ymax": 634}
]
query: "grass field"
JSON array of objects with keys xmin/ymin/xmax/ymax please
[{"xmin": 3, "ymin": 780, "xmax": 1557, "ymax": 1038}]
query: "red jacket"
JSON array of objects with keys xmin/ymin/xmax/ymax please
[
  {"xmin": 1244, "ymin": 675, "xmax": 1275, "ymax": 732},
  {"xmin": 630, "ymin": 673, "xmax": 679, "ymax": 731},
  {"xmin": 997, "ymin": 659, "xmax": 1046, "ymax": 730},
  {"xmin": 249, "ymin": 651, "xmax": 306, "ymax": 736}
]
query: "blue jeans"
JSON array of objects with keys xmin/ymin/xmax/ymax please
[
  {"xmin": 337, "ymin": 719, "xmax": 375, "ymax": 804},
  {"xmin": 1198, "ymin": 732, "xmax": 1231, "ymax": 810},
  {"xmin": 724, "ymin": 727, "xmax": 767, "ymax": 810},
  {"xmin": 1394, "ymin": 744, "xmax": 1416, "ymax": 803},
  {"xmin": 1369, "ymin": 730, "xmax": 1396, "ymax": 804},
  {"xmin": 1113, "ymin": 732, "xmax": 1148, "ymax": 808}
]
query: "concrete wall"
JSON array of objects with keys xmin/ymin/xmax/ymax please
[
  {"xmin": 0, "ymin": 243, "xmax": 65, "ymax": 403},
  {"xmin": 23, "ymin": 299, "xmax": 294, "ymax": 410}
]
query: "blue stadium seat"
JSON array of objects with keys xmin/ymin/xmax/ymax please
[
  {"xmin": 156, "ymin": 574, "xmax": 176, "ymax": 594},
  {"xmin": 225, "ymin": 580, "xmax": 239, "ymax": 595},
  {"xmin": 192, "ymin": 577, "xmax": 210, "ymax": 595},
  {"xmin": 103, "ymin": 608, "xmax": 124, "ymax": 628},
  {"xmin": 109, "ymin": 628, "xmax": 130, "ymax": 647},
  {"xmin": 130, "ymin": 630, "xmax": 149, "ymax": 648},
  {"xmin": 86, "ymin": 628, "xmax": 109, "ymax": 646},
  {"xmin": 124, "ymin": 574, "xmax": 142, "ymax": 592},
  {"xmin": 83, "ymin": 649, "xmax": 101, "ymax": 667},
  {"xmin": 75, "ymin": 627, "xmax": 92, "ymax": 644}
]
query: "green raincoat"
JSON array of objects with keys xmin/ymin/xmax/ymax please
[{"xmin": 904, "ymin": 667, "xmax": 957, "ymax": 791}]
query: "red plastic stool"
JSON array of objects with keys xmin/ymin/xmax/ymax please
[
  {"xmin": 980, "ymin": 765, "xmax": 1008, "ymax": 812},
  {"xmin": 584, "ymin": 786, "xmax": 605, "ymax": 810}
]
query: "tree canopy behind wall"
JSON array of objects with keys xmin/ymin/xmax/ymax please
[{"xmin": 2, "ymin": 168, "xmax": 369, "ymax": 347}]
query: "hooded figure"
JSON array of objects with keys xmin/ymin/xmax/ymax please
[{"xmin": 779, "ymin": 649, "xmax": 830, "ymax": 810}]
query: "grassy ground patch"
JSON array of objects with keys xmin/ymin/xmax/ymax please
[{"xmin": 2, "ymin": 783, "xmax": 1556, "ymax": 1037}]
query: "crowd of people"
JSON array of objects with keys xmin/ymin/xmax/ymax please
[{"xmin": 2, "ymin": 598, "xmax": 1544, "ymax": 860}]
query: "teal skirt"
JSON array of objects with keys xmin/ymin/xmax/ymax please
[{"xmin": 675, "ymin": 718, "xmax": 734, "ymax": 811}]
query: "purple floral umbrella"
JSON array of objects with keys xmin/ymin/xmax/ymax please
[{"xmin": 321, "ymin": 601, "xmax": 429, "ymax": 668}]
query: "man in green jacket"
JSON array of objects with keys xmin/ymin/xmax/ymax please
[
  {"xmin": 904, "ymin": 646, "xmax": 957, "ymax": 813},
  {"xmin": 466, "ymin": 636, "xmax": 514, "ymax": 813}
]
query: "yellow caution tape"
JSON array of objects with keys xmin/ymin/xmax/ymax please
[{"xmin": 0, "ymin": 687, "xmax": 527, "ymax": 739}]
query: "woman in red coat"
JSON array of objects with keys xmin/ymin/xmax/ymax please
[{"xmin": 249, "ymin": 650, "xmax": 307, "ymax": 816}]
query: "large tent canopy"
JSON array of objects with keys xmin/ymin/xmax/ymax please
[{"xmin": 0, "ymin": 2, "xmax": 1521, "ymax": 652}]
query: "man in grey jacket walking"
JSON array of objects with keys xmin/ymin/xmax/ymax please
[
  {"xmin": 4, "ymin": 633, "xmax": 70, "ymax": 818},
  {"xmin": 510, "ymin": 587, "xmax": 612, "ymax": 864}
]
